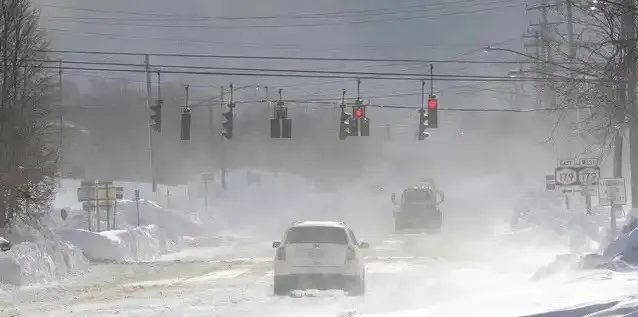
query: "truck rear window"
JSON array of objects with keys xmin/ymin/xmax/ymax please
[
  {"xmin": 403, "ymin": 189, "xmax": 434, "ymax": 203},
  {"xmin": 285, "ymin": 226, "xmax": 348, "ymax": 244}
]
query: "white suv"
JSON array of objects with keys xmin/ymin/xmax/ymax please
[{"xmin": 271, "ymin": 221, "xmax": 369, "ymax": 296}]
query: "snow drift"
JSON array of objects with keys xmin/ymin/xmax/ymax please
[
  {"xmin": 0, "ymin": 218, "xmax": 88, "ymax": 286},
  {"xmin": 55, "ymin": 224, "xmax": 175, "ymax": 262}
]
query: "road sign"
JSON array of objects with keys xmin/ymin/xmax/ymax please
[
  {"xmin": 599, "ymin": 178, "xmax": 626, "ymax": 206},
  {"xmin": 576, "ymin": 158, "xmax": 599, "ymax": 167},
  {"xmin": 115, "ymin": 187, "xmax": 123, "ymax": 200},
  {"xmin": 82, "ymin": 201, "xmax": 114, "ymax": 211},
  {"xmin": 558, "ymin": 159, "xmax": 576, "ymax": 167},
  {"xmin": 554, "ymin": 157, "xmax": 600, "ymax": 192},
  {"xmin": 202, "ymin": 172, "xmax": 215, "ymax": 182},
  {"xmin": 545, "ymin": 174, "xmax": 556, "ymax": 190},
  {"xmin": 578, "ymin": 167, "xmax": 600, "ymax": 185},
  {"xmin": 77, "ymin": 187, "xmax": 116, "ymax": 201},
  {"xmin": 77, "ymin": 185, "xmax": 123, "ymax": 202},
  {"xmin": 557, "ymin": 158, "xmax": 599, "ymax": 168},
  {"xmin": 581, "ymin": 185, "xmax": 599, "ymax": 196},
  {"xmin": 555, "ymin": 167, "xmax": 578, "ymax": 186}
]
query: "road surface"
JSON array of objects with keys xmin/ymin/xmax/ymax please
[{"xmin": 1, "ymin": 234, "xmax": 637, "ymax": 317}]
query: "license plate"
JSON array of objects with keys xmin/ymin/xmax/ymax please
[{"xmin": 306, "ymin": 249, "xmax": 324, "ymax": 258}]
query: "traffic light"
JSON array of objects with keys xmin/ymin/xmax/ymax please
[
  {"xmin": 418, "ymin": 108, "xmax": 429, "ymax": 140},
  {"xmin": 360, "ymin": 117, "xmax": 370, "ymax": 137},
  {"xmin": 270, "ymin": 101, "xmax": 291, "ymax": 139},
  {"xmin": 349, "ymin": 116, "xmax": 359, "ymax": 136},
  {"xmin": 180, "ymin": 107, "xmax": 191, "ymax": 141},
  {"xmin": 150, "ymin": 99, "xmax": 162, "ymax": 132},
  {"xmin": 353, "ymin": 106, "xmax": 365, "ymax": 118},
  {"xmin": 339, "ymin": 111, "xmax": 352, "ymax": 140},
  {"xmin": 427, "ymin": 95, "xmax": 438, "ymax": 128},
  {"xmin": 281, "ymin": 118, "xmax": 292, "ymax": 138},
  {"xmin": 222, "ymin": 102, "xmax": 234, "ymax": 140}
]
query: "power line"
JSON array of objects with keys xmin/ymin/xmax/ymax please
[
  {"xmin": 40, "ymin": 0, "xmax": 521, "ymax": 23},
  {"xmin": 37, "ymin": 64, "xmax": 581, "ymax": 82},
  {"xmin": 43, "ymin": 59, "xmax": 566, "ymax": 80},
  {"xmin": 40, "ymin": 5, "xmax": 521, "ymax": 30},
  {"xmin": 43, "ymin": 28, "xmax": 506, "ymax": 51},
  {"xmin": 41, "ymin": 49, "xmax": 538, "ymax": 64}
]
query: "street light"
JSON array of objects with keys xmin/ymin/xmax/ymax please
[{"xmin": 483, "ymin": 46, "xmax": 537, "ymax": 61}]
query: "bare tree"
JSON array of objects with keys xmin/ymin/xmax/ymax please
[
  {"xmin": 549, "ymin": 1, "xmax": 627, "ymax": 154},
  {"xmin": 0, "ymin": 0, "xmax": 58, "ymax": 227}
]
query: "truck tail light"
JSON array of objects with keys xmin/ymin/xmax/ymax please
[{"xmin": 276, "ymin": 247, "xmax": 286, "ymax": 260}]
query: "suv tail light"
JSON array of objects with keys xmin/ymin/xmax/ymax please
[
  {"xmin": 276, "ymin": 247, "xmax": 286, "ymax": 260},
  {"xmin": 346, "ymin": 246, "xmax": 356, "ymax": 261}
]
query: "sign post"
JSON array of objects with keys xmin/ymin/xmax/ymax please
[
  {"xmin": 135, "ymin": 189, "xmax": 140, "ymax": 226},
  {"xmin": 202, "ymin": 172, "xmax": 214, "ymax": 216}
]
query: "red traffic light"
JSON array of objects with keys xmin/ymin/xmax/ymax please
[
  {"xmin": 428, "ymin": 98, "xmax": 438, "ymax": 110},
  {"xmin": 354, "ymin": 107, "xmax": 364, "ymax": 118}
]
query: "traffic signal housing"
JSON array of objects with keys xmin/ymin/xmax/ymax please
[
  {"xmin": 180, "ymin": 107, "xmax": 191, "ymax": 141},
  {"xmin": 270, "ymin": 103, "xmax": 292, "ymax": 139},
  {"xmin": 360, "ymin": 117, "xmax": 370, "ymax": 136},
  {"xmin": 150, "ymin": 99, "xmax": 162, "ymax": 132},
  {"xmin": 427, "ymin": 95, "xmax": 438, "ymax": 128},
  {"xmin": 222, "ymin": 102, "xmax": 234, "ymax": 140},
  {"xmin": 418, "ymin": 108, "xmax": 429, "ymax": 140},
  {"xmin": 339, "ymin": 110, "xmax": 352, "ymax": 140}
]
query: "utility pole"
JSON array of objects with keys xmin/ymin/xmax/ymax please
[
  {"xmin": 208, "ymin": 89, "xmax": 215, "ymax": 165},
  {"xmin": 220, "ymin": 86, "xmax": 227, "ymax": 189},
  {"xmin": 145, "ymin": 55, "xmax": 157, "ymax": 193},
  {"xmin": 523, "ymin": 29, "xmax": 543, "ymax": 109},
  {"xmin": 528, "ymin": 1, "xmax": 560, "ymax": 109},
  {"xmin": 58, "ymin": 60, "xmax": 64, "ymax": 174},
  {"xmin": 623, "ymin": 0, "xmax": 638, "ymax": 232},
  {"xmin": 561, "ymin": 0, "xmax": 592, "ymax": 211},
  {"xmin": 166, "ymin": 187, "xmax": 171, "ymax": 209},
  {"xmin": 564, "ymin": 0, "xmax": 582, "ymax": 136}
]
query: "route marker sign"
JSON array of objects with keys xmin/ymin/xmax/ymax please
[
  {"xmin": 545, "ymin": 174, "xmax": 556, "ymax": 190},
  {"xmin": 554, "ymin": 158, "xmax": 600, "ymax": 196},
  {"xmin": 598, "ymin": 178, "xmax": 626, "ymax": 206}
]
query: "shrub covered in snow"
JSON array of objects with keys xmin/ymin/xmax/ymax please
[{"xmin": 0, "ymin": 217, "xmax": 88, "ymax": 286}]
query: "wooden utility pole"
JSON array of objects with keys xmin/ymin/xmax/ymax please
[{"xmin": 623, "ymin": 0, "xmax": 637, "ymax": 234}]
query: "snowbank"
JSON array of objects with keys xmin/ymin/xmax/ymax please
[
  {"xmin": 54, "ymin": 199, "xmax": 201, "ymax": 244},
  {"xmin": 0, "ymin": 218, "xmax": 88, "ymax": 286},
  {"xmin": 521, "ymin": 297, "xmax": 638, "ymax": 317},
  {"xmin": 604, "ymin": 227, "xmax": 638, "ymax": 259},
  {"xmin": 55, "ymin": 224, "xmax": 175, "ymax": 262}
]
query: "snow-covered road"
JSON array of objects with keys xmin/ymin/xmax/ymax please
[{"xmin": 2, "ymin": 235, "xmax": 638, "ymax": 317}]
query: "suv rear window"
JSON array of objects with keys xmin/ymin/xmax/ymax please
[{"xmin": 285, "ymin": 226, "xmax": 349, "ymax": 244}]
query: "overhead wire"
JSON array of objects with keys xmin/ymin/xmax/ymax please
[
  {"xmin": 34, "ymin": 64, "xmax": 585, "ymax": 83},
  {"xmin": 40, "ymin": 5, "xmax": 523, "ymax": 30},
  {"xmin": 39, "ymin": 59, "xmax": 563, "ymax": 79},
  {"xmin": 40, "ymin": 0, "xmax": 523, "ymax": 22},
  {"xmin": 40, "ymin": 50, "xmax": 540, "ymax": 64}
]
